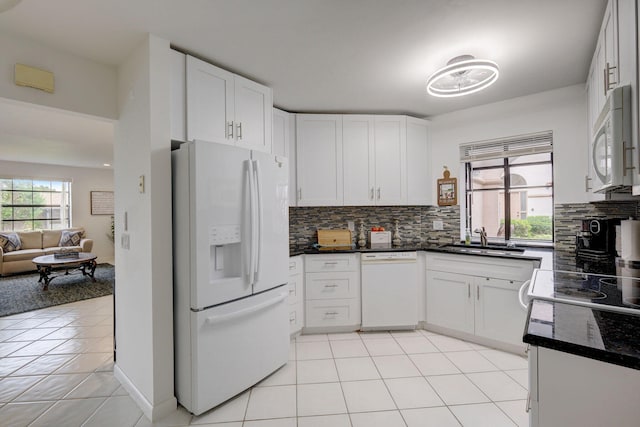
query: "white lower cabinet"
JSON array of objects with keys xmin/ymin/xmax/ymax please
[
  {"xmin": 425, "ymin": 253, "xmax": 539, "ymax": 350},
  {"xmin": 475, "ymin": 277, "xmax": 528, "ymax": 345},
  {"xmin": 529, "ymin": 346, "xmax": 640, "ymax": 426},
  {"xmin": 304, "ymin": 254, "xmax": 360, "ymax": 332},
  {"xmin": 425, "ymin": 270, "xmax": 474, "ymax": 334},
  {"xmin": 288, "ymin": 256, "xmax": 304, "ymax": 335}
]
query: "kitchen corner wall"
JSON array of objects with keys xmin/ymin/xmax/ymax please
[{"xmin": 289, "ymin": 205, "xmax": 460, "ymax": 248}]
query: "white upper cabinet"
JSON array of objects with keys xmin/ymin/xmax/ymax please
[
  {"xmin": 343, "ymin": 115, "xmax": 408, "ymax": 205},
  {"xmin": 406, "ymin": 117, "xmax": 431, "ymax": 205},
  {"xmin": 296, "ymin": 113, "xmax": 429, "ymax": 207},
  {"xmin": 170, "ymin": 50, "xmax": 187, "ymax": 142},
  {"xmin": 273, "ymin": 108, "xmax": 297, "ymax": 206},
  {"xmin": 373, "ymin": 116, "xmax": 407, "ymax": 205},
  {"xmin": 296, "ymin": 114, "xmax": 344, "ymax": 206},
  {"xmin": 234, "ymin": 75, "xmax": 272, "ymax": 152},
  {"xmin": 273, "ymin": 108, "xmax": 290, "ymax": 158},
  {"xmin": 185, "ymin": 55, "xmax": 272, "ymax": 152},
  {"xmin": 343, "ymin": 115, "xmax": 375, "ymax": 205},
  {"xmin": 585, "ymin": 0, "xmax": 638, "ymax": 195},
  {"xmin": 186, "ymin": 55, "xmax": 234, "ymax": 145}
]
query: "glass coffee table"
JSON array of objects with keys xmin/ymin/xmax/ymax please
[{"xmin": 32, "ymin": 253, "xmax": 98, "ymax": 291}]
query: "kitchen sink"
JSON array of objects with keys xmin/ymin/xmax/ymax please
[{"xmin": 439, "ymin": 243, "xmax": 525, "ymax": 255}]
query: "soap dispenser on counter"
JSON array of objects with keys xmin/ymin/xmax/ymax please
[
  {"xmin": 392, "ymin": 220, "xmax": 402, "ymax": 246},
  {"xmin": 358, "ymin": 221, "xmax": 367, "ymax": 248}
]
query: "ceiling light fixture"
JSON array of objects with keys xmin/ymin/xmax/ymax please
[
  {"xmin": 427, "ymin": 55, "xmax": 499, "ymax": 98},
  {"xmin": 0, "ymin": 0, "xmax": 21, "ymax": 13}
]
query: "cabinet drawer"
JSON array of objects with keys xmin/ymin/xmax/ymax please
[
  {"xmin": 289, "ymin": 256, "xmax": 303, "ymax": 275},
  {"xmin": 425, "ymin": 253, "xmax": 536, "ymax": 281},
  {"xmin": 305, "ymin": 299, "xmax": 360, "ymax": 328},
  {"xmin": 306, "ymin": 272, "xmax": 358, "ymax": 299},
  {"xmin": 305, "ymin": 254, "xmax": 358, "ymax": 273},
  {"xmin": 288, "ymin": 275, "xmax": 302, "ymax": 305}
]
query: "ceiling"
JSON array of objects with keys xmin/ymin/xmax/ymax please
[{"xmin": 0, "ymin": 0, "xmax": 606, "ymax": 167}]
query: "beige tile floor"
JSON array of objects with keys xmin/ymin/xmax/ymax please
[{"xmin": 0, "ymin": 295, "xmax": 530, "ymax": 426}]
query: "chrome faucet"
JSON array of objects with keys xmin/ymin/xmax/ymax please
[{"xmin": 475, "ymin": 227, "xmax": 488, "ymax": 247}]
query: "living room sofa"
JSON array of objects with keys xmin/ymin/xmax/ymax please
[{"xmin": 0, "ymin": 228, "xmax": 93, "ymax": 275}]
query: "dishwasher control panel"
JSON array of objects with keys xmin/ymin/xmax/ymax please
[{"xmin": 361, "ymin": 251, "xmax": 418, "ymax": 262}]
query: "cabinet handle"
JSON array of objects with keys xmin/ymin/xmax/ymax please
[
  {"xmin": 468, "ymin": 283, "xmax": 471, "ymax": 298},
  {"xmin": 325, "ymin": 311, "xmax": 339, "ymax": 316},
  {"xmin": 324, "ymin": 261, "xmax": 339, "ymax": 265},
  {"xmin": 623, "ymin": 141, "xmax": 636, "ymax": 176},
  {"xmin": 237, "ymin": 122, "xmax": 243, "ymax": 140},
  {"xmin": 323, "ymin": 284, "xmax": 338, "ymax": 288},
  {"xmin": 584, "ymin": 175, "xmax": 592, "ymax": 192},
  {"xmin": 377, "ymin": 188, "xmax": 381, "ymax": 199},
  {"xmin": 298, "ymin": 188, "xmax": 302, "ymax": 201},
  {"xmin": 604, "ymin": 62, "xmax": 617, "ymax": 95},
  {"xmin": 227, "ymin": 121, "xmax": 234, "ymax": 139},
  {"xmin": 477, "ymin": 284, "xmax": 480, "ymax": 300},
  {"xmin": 370, "ymin": 188, "xmax": 374, "ymax": 200},
  {"xmin": 526, "ymin": 391, "xmax": 531, "ymax": 413}
]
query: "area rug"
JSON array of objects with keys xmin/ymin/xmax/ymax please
[{"xmin": 0, "ymin": 264, "xmax": 114, "ymax": 317}]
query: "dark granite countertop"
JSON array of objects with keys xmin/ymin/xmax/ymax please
[
  {"xmin": 297, "ymin": 244, "xmax": 422, "ymax": 255},
  {"xmin": 524, "ymin": 299, "xmax": 640, "ymax": 370},
  {"xmin": 290, "ymin": 244, "xmax": 550, "ymax": 266},
  {"xmin": 422, "ymin": 245, "xmax": 549, "ymax": 266}
]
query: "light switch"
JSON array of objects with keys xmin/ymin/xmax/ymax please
[
  {"xmin": 433, "ymin": 220, "xmax": 444, "ymax": 231},
  {"xmin": 121, "ymin": 233, "xmax": 130, "ymax": 250},
  {"xmin": 347, "ymin": 221, "xmax": 355, "ymax": 231},
  {"xmin": 139, "ymin": 175, "xmax": 145, "ymax": 193}
]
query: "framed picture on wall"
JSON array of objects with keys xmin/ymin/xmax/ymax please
[
  {"xmin": 90, "ymin": 191, "xmax": 114, "ymax": 215},
  {"xmin": 437, "ymin": 169, "xmax": 457, "ymax": 206}
]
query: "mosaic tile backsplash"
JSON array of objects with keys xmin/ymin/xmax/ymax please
[
  {"xmin": 289, "ymin": 205, "xmax": 461, "ymax": 248},
  {"xmin": 290, "ymin": 201, "xmax": 640, "ymax": 257}
]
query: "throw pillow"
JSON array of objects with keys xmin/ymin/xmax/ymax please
[
  {"xmin": 59, "ymin": 230, "xmax": 82, "ymax": 247},
  {"xmin": 0, "ymin": 232, "xmax": 22, "ymax": 252}
]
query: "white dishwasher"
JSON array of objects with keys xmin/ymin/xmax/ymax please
[{"xmin": 361, "ymin": 251, "xmax": 418, "ymax": 330}]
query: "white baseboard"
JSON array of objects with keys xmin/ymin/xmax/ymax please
[{"xmin": 114, "ymin": 363, "xmax": 177, "ymax": 421}]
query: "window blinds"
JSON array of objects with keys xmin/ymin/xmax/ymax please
[{"xmin": 459, "ymin": 130, "xmax": 553, "ymax": 162}]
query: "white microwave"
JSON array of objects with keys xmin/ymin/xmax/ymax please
[{"xmin": 591, "ymin": 85, "xmax": 632, "ymax": 193}]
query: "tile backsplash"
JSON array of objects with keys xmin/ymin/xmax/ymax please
[
  {"xmin": 289, "ymin": 205, "xmax": 460, "ymax": 248},
  {"xmin": 291, "ymin": 201, "xmax": 639, "ymax": 256}
]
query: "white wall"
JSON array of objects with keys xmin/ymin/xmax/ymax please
[
  {"xmin": 0, "ymin": 160, "xmax": 114, "ymax": 261},
  {"xmin": 429, "ymin": 84, "xmax": 588, "ymax": 205},
  {"xmin": 113, "ymin": 34, "xmax": 175, "ymax": 420},
  {"xmin": 0, "ymin": 32, "xmax": 117, "ymax": 119}
]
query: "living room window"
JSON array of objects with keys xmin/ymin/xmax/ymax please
[
  {"xmin": 461, "ymin": 131, "xmax": 554, "ymax": 245},
  {"xmin": 0, "ymin": 178, "xmax": 72, "ymax": 231}
]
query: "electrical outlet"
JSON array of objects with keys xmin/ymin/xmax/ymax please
[
  {"xmin": 433, "ymin": 220, "xmax": 444, "ymax": 231},
  {"xmin": 347, "ymin": 221, "xmax": 355, "ymax": 231}
]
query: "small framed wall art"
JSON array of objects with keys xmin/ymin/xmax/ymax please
[
  {"xmin": 437, "ymin": 167, "xmax": 458, "ymax": 206},
  {"xmin": 90, "ymin": 191, "xmax": 114, "ymax": 215}
]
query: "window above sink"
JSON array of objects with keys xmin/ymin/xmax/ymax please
[{"xmin": 460, "ymin": 131, "xmax": 554, "ymax": 247}]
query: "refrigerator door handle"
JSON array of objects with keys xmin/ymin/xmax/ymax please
[
  {"xmin": 204, "ymin": 292, "xmax": 288, "ymax": 324},
  {"xmin": 248, "ymin": 159, "xmax": 257, "ymax": 286},
  {"xmin": 253, "ymin": 160, "xmax": 263, "ymax": 282}
]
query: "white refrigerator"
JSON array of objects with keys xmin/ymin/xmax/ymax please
[{"xmin": 172, "ymin": 140, "xmax": 289, "ymax": 416}]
